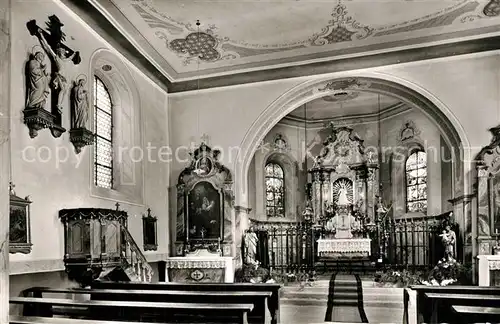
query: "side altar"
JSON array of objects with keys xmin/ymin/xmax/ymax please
[
  {"xmin": 169, "ymin": 142, "xmax": 236, "ymax": 283},
  {"xmin": 308, "ymin": 124, "xmax": 378, "ymax": 259}
]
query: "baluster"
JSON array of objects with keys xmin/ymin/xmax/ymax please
[
  {"xmin": 136, "ymin": 261, "xmax": 142, "ymax": 276},
  {"xmin": 126, "ymin": 242, "xmax": 132, "ymax": 263},
  {"xmin": 142, "ymin": 264, "xmax": 147, "ymax": 281},
  {"xmin": 131, "ymin": 250, "xmax": 137, "ymax": 267}
]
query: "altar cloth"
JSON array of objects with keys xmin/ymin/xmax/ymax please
[{"xmin": 317, "ymin": 238, "xmax": 371, "ymax": 257}]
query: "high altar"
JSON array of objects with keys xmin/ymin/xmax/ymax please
[
  {"xmin": 168, "ymin": 143, "xmax": 235, "ymax": 283},
  {"xmin": 309, "ymin": 123, "xmax": 376, "ymax": 259}
]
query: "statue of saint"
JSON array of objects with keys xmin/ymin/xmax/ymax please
[
  {"xmin": 36, "ymin": 27, "xmax": 77, "ymax": 113},
  {"xmin": 244, "ymin": 227, "xmax": 259, "ymax": 265},
  {"xmin": 440, "ymin": 225, "xmax": 457, "ymax": 260},
  {"xmin": 338, "ymin": 187, "xmax": 350, "ymax": 205},
  {"xmin": 26, "ymin": 51, "xmax": 50, "ymax": 110},
  {"xmin": 70, "ymin": 77, "xmax": 89, "ymax": 129}
]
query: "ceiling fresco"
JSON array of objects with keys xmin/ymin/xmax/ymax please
[{"xmin": 102, "ymin": 0, "xmax": 500, "ymax": 80}]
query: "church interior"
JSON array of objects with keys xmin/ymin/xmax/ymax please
[{"xmin": 2, "ymin": 0, "xmax": 500, "ymax": 323}]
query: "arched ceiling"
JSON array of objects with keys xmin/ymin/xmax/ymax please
[{"xmin": 87, "ymin": 0, "xmax": 500, "ymax": 81}]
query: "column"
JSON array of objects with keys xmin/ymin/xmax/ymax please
[{"xmin": 0, "ymin": 0, "xmax": 11, "ymax": 322}]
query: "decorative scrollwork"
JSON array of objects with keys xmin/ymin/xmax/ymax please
[{"xmin": 310, "ymin": 3, "xmax": 373, "ymax": 46}]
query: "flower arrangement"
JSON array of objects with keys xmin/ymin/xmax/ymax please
[
  {"xmin": 374, "ymin": 269, "xmax": 424, "ymax": 287},
  {"xmin": 421, "ymin": 257, "xmax": 467, "ymax": 286},
  {"xmin": 374, "ymin": 259, "xmax": 471, "ymax": 287},
  {"xmin": 234, "ymin": 261, "xmax": 272, "ymax": 283}
]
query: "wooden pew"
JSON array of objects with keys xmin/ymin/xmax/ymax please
[
  {"xmin": 424, "ymin": 293, "xmax": 500, "ymax": 324},
  {"xmin": 25, "ymin": 287, "xmax": 271, "ymax": 323},
  {"xmin": 92, "ymin": 280, "xmax": 281, "ymax": 324},
  {"xmin": 409, "ymin": 285, "xmax": 500, "ymax": 324},
  {"xmin": 9, "ymin": 315, "xmax": 158, "ymax": 324},
  {"xmin": 10, "ymin": 297, "xmax": 254, "ymax": 324},
  {"xmin": 451, "ymin": 305, "xmax": 500, "ymax": 324}
]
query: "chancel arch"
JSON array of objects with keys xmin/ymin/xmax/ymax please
[
  {"xmin": 236, "ymin": 75, "xmax": 470, "ymax": 228},
  {"xmin": 89, "ymin": 49, "xmax": 144, "ymax": 205},
  {"xmin": 238, "ymin": 75, "xmax": 473, "ymax": 270}
]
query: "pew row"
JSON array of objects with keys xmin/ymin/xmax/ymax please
[
  {"xmin": 25, "ymin": 287, "xmax": 272, "ymax": 323},
  {"xmin": 10, "ymin": 315, "xmax": 158, "ymax": 324},
  {"xmin": 10, "ymin": 297, "xmax": 253, "ymax": 324},
  {"xmin": 91, "ymin": 280, "xmax": 281, "ymax": 324},
  {"xmin": 451, "ymin": 305, "xmax": 500, "ymax": 324},
  {"xmin": 406, "ymin": 285, "xmax": 500, "ymax": 324}
]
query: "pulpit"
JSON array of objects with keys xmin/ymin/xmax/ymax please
[{"xmin": 309, "ymin": 123, "xmax": 375, "ymax": 259}]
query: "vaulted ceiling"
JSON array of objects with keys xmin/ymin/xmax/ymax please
[{"xmin": 84, "ymin": 0, "xmax": 500, "ymax": 86}]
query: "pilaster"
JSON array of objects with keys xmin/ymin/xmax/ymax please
[{"xmin": 0, "ymin": 0, "xmax": 10, "ymax": 322}]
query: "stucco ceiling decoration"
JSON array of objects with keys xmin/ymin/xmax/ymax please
[
  {"xmin": 104, "ymin": 0, "xmax": 500, "ymax": 79},
  {"xmin": 322, "ymin": 91, "xmax": 360, "ymax": 103},
  {"xmin": 287, "ymin": 90, "xmax": 402, "ymax": 122}
]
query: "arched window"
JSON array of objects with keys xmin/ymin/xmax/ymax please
[
  {"xmin": 405, "ymin": 150, "xmax": 427, "ymax": 213},
  {"xmin": 265, "ymin": 163, "xmax": 285, "ymax": 217},
  {"xmin": 94, "ymin": 76, "xmax": 113, "ymax": 189}
]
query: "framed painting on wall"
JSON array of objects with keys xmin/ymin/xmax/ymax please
[
  {"xmin": 143, "ymin": 208, "xmax": 158, "ymax": 251},
  {"xmin": 9, "ymin": 185, "xmax": 32, "ymax": 254},
  {"xmin": 186, "ymin": 181, "xmax": 223, "ymax": 242}
]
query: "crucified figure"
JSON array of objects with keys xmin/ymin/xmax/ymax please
[{"xmin": 36, "ymin": 27, "xmax": 77, "ymax": 114}]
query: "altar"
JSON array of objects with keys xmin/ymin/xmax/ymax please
[
  {"xmin": 308, "ymin": 124, "xmax": 378, "ymax": 260},
  {"xmin": 166, "ymin": 254, "xmax": 234, "ymax": 283},
  {"xmin": 317, "ymin": 238, "xmax": 371, "ymax": 258},
  {"xmin": 170, "ymin": 142, "xmax": 237, "ymax": 283}
]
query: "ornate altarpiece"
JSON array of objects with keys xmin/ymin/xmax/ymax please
[
  {"xmin": 176, "ymin": 143, "xmax": 234, "ymax": 254},
  {"xmin": 310, "ymin": 123, "xmax": 379, "ymax": 224},
  {"xmin": 476, "ymin": 126, "xmax": 500, "ymax": 256},
  {"xmin": 172, "ymin": 143, "xmax": 235, "ymax": 282},
  {"xmin": 310, "ymin": 124, "xmax": 376, "ymax": 258}
]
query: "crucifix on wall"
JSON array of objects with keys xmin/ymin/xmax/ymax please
[{"xmin": 26, "ymin": 15, "xmax": 81, "ymax": 138}]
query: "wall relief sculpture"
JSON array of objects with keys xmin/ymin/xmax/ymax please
[
  {"xmin": 399, "ymin": 120, "xmax": 421, "ymax": 142},
  {"xmin": 176, "ymin": 142, "xmax": 233, "ymax": 256},
  {"xmin": 475, "ymin": 125, "xmax": 500, "ymax": 254},
  {"xmin": 25, "ymin": 15, "xmax": 81, "ymax": 138},
  {"xmin": 69, "ymin": 75, "xmax": 94, "ymax": 153}
]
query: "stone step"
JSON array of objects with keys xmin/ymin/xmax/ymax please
[
  {"xmin": 281, "ymin": 297, "xmax": 403, "ymax": 308},
  {"xmin": 282, "ymin": 292, "xmax": 402, "ymax": 302},
  {"xmin": 281, "ymin": 286, "xmax": 404, "ymax": 295}
]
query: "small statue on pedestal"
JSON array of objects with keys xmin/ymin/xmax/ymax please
[
  {"xmin": 440, "ymin": 225, "xmax": 457, "ymax": 261},
  {"xmin": 26, "ymin": 50, "xmax": 50, "ymax": 111},
  {"xmin": 244, "ymin": 226, "xmax": 258, "ymax": 266}
]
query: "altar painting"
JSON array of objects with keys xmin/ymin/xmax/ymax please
[{"xmin": 187, "ymin": 181, "xmax": 223, "ymax": 240}]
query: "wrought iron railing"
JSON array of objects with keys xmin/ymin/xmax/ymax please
[{"xmin": 248, "ymin": 212, "xmax": 455, "ymax": 273}]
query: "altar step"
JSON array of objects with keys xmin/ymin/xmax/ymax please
[{"xmin": 281, "ymin": 282, "xmax": 403, "ymax": 308}]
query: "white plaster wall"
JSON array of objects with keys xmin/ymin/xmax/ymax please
[{"xmin": 9, "ymin": 1, "xmax": 169, "ymax": 272}]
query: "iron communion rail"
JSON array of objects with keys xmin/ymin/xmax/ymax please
[{"xmin": 247, "ymin": 213, "xmax": 457, "ymax": 275}]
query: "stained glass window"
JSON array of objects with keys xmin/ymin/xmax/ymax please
[
  {"xmin": 265, "ymin": 163, "xmax": 285, "ymax": 217},
  {"xmin": 405, "ymin": 150, "xmax": 427, "ymax": 213},
  {"xmin": 94, "ymin": 76, "xmax": 113, "ymax": 189}
]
